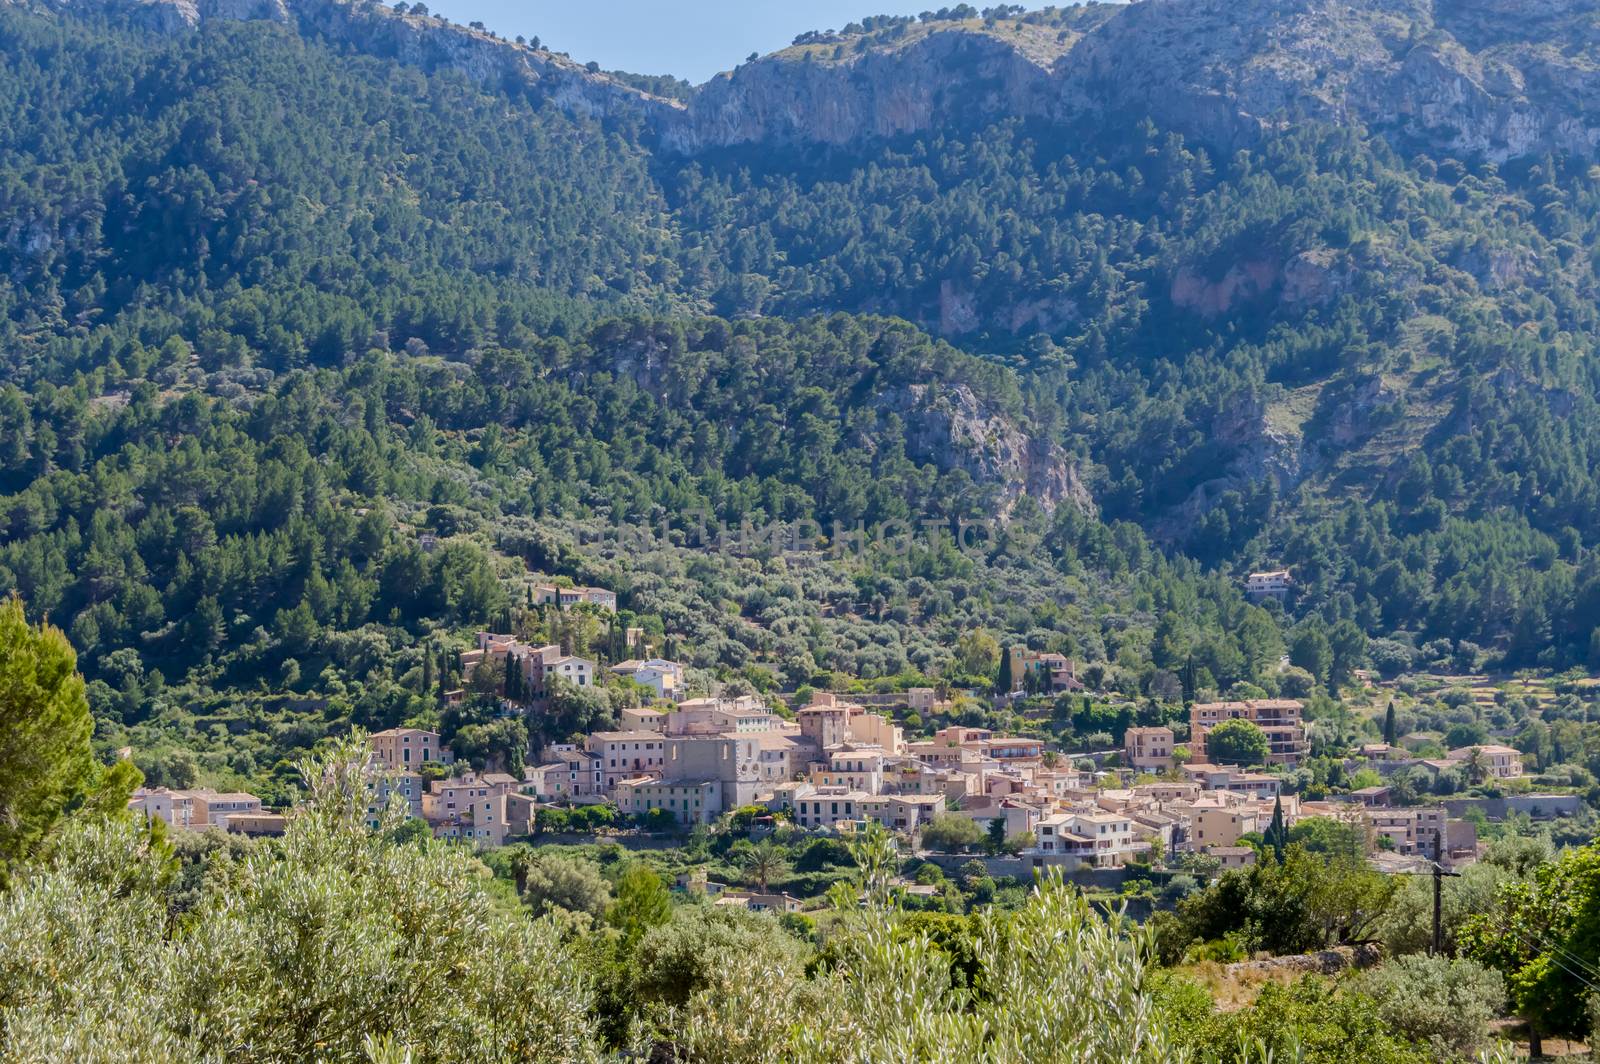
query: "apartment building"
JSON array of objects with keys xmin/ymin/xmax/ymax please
[
  {"xmin": 810, "ymin": 747, "xmax": 886, "ymax": 793},
  {"xmin": 1186, "ymin": 766, "xmax": 1284, "ymax": 798},
  {"xmin": 1190, "ymin": 699, "xmax": 1308, "ymax": 767},
  {"xmin": 423, "ymin": 772, "xmax": 522, "ymax": 847},
  {"xmin": 668, "ymin": 696, "xmax": 777, "ymax": 736},
  {"xmin": 1003, "ymin": 647, "xmax": 1082, "ymax": 694},
  {"xmin": 1186, "ymin": 793, "xmax": 1260, "ymax": 852},
  {"xmin": 369, "ymin": 770, "xmax": 426, "ymax": 825},
  {"xmin": 1029, "ymin": 810, "xmax": 1144, "ymax": 870},
  {"xmin": 1368, "ymin": 806, "xmax": 1446, "ymax": 857},
  {"xmin": 465, "ymin": 633, "xmax": 596, "ymax": 707},
  {"xmin": 129, "ymin": 788, "xmax": 265, "ymax": 832}
]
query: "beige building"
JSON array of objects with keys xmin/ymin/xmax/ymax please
[
  {"xmin": 810, "ymin": 747, "xmax": 886, "ymax": 793},
  {"xmin": 466, "ymin": 633, "xmax": 596, "ymax": 707},
  {"xmin": 621, "ymin": 705, "xmax": 667, "ymax": 732},
  {"xmin": 370, "ymin": 727, "xmax": 446, "ymax": 770},
  {"xmin": 1447, "ymin": 744, "xmax": 1524, "ymax": 779},
  {"xmin": 129, "ymin": 788, "xmax": 265, "ymax": 832},
  {"xmin": 1028, "ymin": 809, "xmax": 1145, "ymax": 870},
  {"xmin": 610, "ymin": 658, "xmax": 684, "ymax": 699},
  {"xmin": 369, "ymin": 770, "xmax": 426, "ymax": 825},
  {"xmin": 1245, "ymin": 570, "xmax": 1292, "ymax": 599},
  {"xmin": 1190, "ymin": 699, "xmax": 1308, "ymax": 767},
  {"xmin": 668, "ymin": 696, "xmax": 776, "ymax": 736},
  {"xmin": 1124, "ymin": 726, "xmax": 1175, "ymax": 772},
  {"xmin": 423, "ymin": 772, "xmax": 522, "ymax": 847},
  {"xmin": 615, "ymin": 777, "xmax": 722, "ymax": 825},
  {"xmin": 1211, "ymin": 845, "xmax": 1257, "ymax": 869},
  {"xmin": 586, "ymin": 730, "xmax": 667, "ymax": 793},
  {"xmin": 532, "ymin": 583, "xmax": 617, "ymax": 611},
  {"xmin": 1368, "ymin": 806, "xmax": 1446, "ymax": 857},
  {"xmin": 1189, "ymin": 795, "xmax": 1259, "ymax": 852}
]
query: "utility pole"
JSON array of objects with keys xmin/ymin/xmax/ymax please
[{"xmin": 1430, "ymin": 829, "xmax": 1460, "ymax": 956}]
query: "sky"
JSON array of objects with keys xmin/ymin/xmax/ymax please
[{"xmin": 425, "ymin": 1, "xmax": 1044, "ymax": 84}]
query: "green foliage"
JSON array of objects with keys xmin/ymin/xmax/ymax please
[
  {"xmin": 920, "ymin": 813, "xmax": 987, "ymax": 852},
  {"xmin": 520, "ymin": 851, "xmax": 612, "ymax": 918},
  {"xmin": 1462, "ymin": 837, "xmax": 1600, "ymax": 1038},
  {"xmin": 1192, "ymin": 979, "xmax": 1428, "ymax": 1064},
  {"xmin": 0, "ymin": 595, "xmax": 101, "ymax": 884},
  {"xmin": 1205, "ymin": 718, "xmax": 1271, "ymax": 767},
  {"xmin": 1176, "ymin": 845, "xmax": 1395, "ymax": 956},
  {"xmin": 1353, "ymin": 955, "xmax": 1506, "ymax": 1058},
  {"xmin": 606, "ymin": 861, "xmax": 672, "ymax": 947},
  {"xmin": 1376, "ymin": 861, "xmax": 1509, "ymax": 958},
  {"xmin": 0, "ymin": 736, "xmax": 601, "ymax": 1062}
]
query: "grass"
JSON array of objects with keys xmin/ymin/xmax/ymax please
[{"xmin": 1178, "ymin": 960, "xmax": 1310, "ymax": 1012}]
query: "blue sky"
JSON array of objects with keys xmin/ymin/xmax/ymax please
[{"xmin": 425, "ymin": 2, "xmax": 1045, "ymax": 84}]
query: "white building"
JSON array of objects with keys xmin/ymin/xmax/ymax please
[{"xmin": 610, "ymin": 658, "xmax": 685, "ymax": 699}]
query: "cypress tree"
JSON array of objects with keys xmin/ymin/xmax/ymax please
[
  {"xmin": 422, "ymin": 646, "xmax": 434, "ymax": 695},
  {"xmin": 1383, "ymin": 700, "xmax": 1397, "ymax": 745},
  {"xmin": 1265, "ymin": 795, "xmax": 1287, "ymax": 863},
  {"xmin": 997, "ymin": 647, "xmax": 1016, "ymax": 694}
]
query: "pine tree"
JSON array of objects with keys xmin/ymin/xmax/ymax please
[
  {"xmin": 0, "ymin": 596, "xmax": 97, "ymax": 884},
  {"xmin": 1383, "ymin": 700, "xmax": 1397, "ymax": 745}
]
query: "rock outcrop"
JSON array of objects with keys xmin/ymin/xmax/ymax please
[
  {"xmin": 26, "ymin": 0, "xmax": 1600, "ymax": 163},
  {"xmin": 876, "ymin": 383, "xmax": 1095, "ymax": 517}
]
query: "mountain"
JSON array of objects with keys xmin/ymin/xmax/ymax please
[
  {"xmin": 4, "ymin": 0, "xmax": 1600, "ymax": 783},
  {"xmin": 26, "ymin": 0, "xmax": 1600, "ymax": 160}
]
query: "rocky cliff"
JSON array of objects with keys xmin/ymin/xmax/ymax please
[
  {"xmin": 24, "ymin": 0, "xmax": 1600, "ymax": 162},
  {"xmin": 674, "ymin": 0, "xmax": 1600, "ymax": 161},
  {"xmin": 875, "ymin": 383, "xmax": 1095, "ymax": 517}
]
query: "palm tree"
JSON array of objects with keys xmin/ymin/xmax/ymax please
[
  {"xmin": 742, "ymin": 840, "xmax": 788, "ymax": 892},
  {"xmin": 1464, "ymin": 746, "xmax": 1491, "ymax": 785}
]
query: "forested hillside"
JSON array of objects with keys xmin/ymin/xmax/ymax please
[{"xmin": 4, "ymin": 0, "xmax": 1600, "ymax": 786}]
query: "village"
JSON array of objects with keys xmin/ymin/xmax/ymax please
[{"xmin": 126, "ymin": 575, "xmax": 1557, "ymax": 909}]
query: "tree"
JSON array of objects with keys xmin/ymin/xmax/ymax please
[
  {"xmin": 954, "ymin": 628, "xmax": 999, "ymax": 678},
  {"xmin": 1289, "ymin": 623, "xmax": 1332, "ymax": 686},
  {"xmin": 1327, "ymin": 619, "xmax": 1368, "ymax": 690},
  {"xmin": 1462, "ymin": 839, "xmax": 1600, "ymax": 1042},
  {"xmin": 631, "ymin": 906, "xmax": 809, "ymax": 1011},
  {"xmin": 741, "ymin": 839, "xmax": 788, "ymax": 892},
  {"xmin": 919, "ymin": 813, "xmax": 986, "ymax": 852},
  {"xmin": 1264, "ymin": 795, "xmax": 1287, "ymax": 862},
  {"xmin": 1354, "ymin": 955, "xmax": 1505, "ymax": 1058},
  {"xmin": 1285, "ymin": 816, "xmax": 1364, "ymax": 860},
  {"xmin": 996, "ymin": 646, "xmax": 1016, "ymax": 694},
  {"xmin": 0, "ymin": 596, "xmax": 98, "ymax": 884},
  {"xmin": 1377, "ymin": 861, "xmax": 1507, "ymax": 957},
  {"xmin": 607, "ymin": 862, "xmax": 672, "ymax": 947},
  {"xmin": 521, "ymin": 852, "xmax": 612, "ymax": 918},
  {"xmin": 1177, "ymin": 846, "xmax": 1395, "ymax": 956},
  {"xmin": 1383, "ymin": 701, "xmax": 1397, "ymax": 745},
  {"xmin": 0, "ymin": 735, "xmax": 600, "ymax": 1062},
  {"xmin": 985, "ymin": 815, "xmax": 1007, "ymax": 856},
  {"xmin": 1205, "ymin": 718, "xmax": 1270, "ymax": 766},
  {"xmin": 681, "ymin": 872, "xmax": 1186, "ymax": 1061}
]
